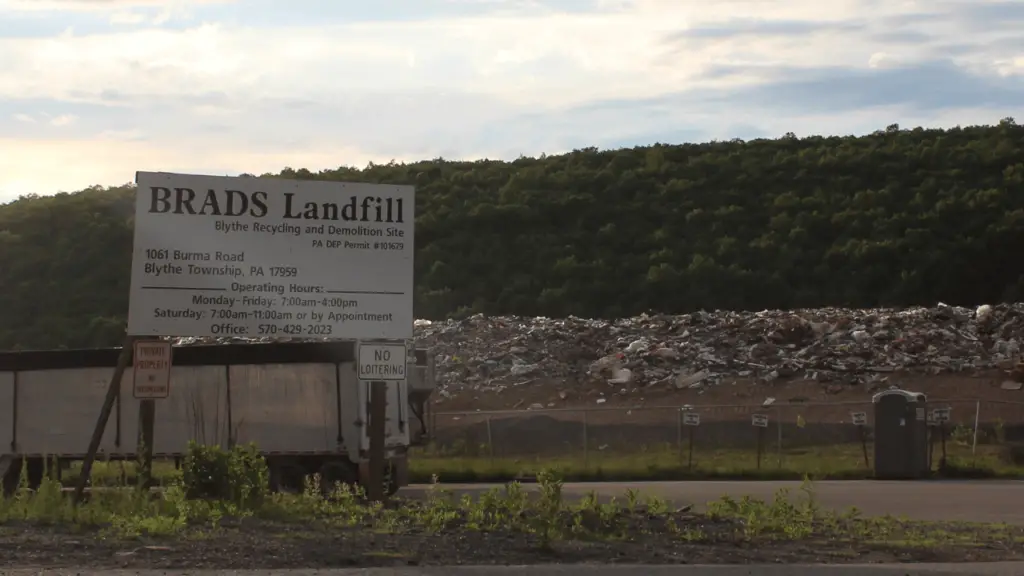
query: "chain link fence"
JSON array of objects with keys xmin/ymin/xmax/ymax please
[{"xmin": 426, "ymin": 398, "xmax": 1024, "ymax": 473}]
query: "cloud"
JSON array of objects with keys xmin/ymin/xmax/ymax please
[
  {"xmin": 48, "ymin": 113, "xmax": 75, "ymax": 125},
  {"xmin": 0, "ymin": 0, "xmax": 231, "ymax": 11},
  {"xmin": 665, "ymin": 18, "xmax": 867, "ymax": 42},
  {"xmin": 742, "ymin": 60, "xmax": 1024, "ymax": 112},
  {"xmin": 108, "ymin": 10, "xmax": 147, "ymax": 24},
  {"xmin": 1, "ymin": 0, "xmax": 1023, "ymax": 201}
]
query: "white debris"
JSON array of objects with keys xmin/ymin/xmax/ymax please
[
  {"xmin": 172, "ymin": 303, "xmax": 1024, "ymax": 402},
  {"xmin": 607, "ymin": 367, "xmax": 632, "ymax": 384}
]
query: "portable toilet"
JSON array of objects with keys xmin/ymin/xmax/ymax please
[{"xmin": 871, "ymin": 388, "xmax": 930, "ymax": 479}]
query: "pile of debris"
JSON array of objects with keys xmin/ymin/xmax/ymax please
[
  {"xmin": 414, "ymin": 303, "xmax": 1024, "ymax": 399},
  {"xmin": 169, "ymin": 303, "xmax": 1024, "ymax": 401}
]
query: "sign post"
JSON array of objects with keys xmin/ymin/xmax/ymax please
[
  {"xmin": 367, "ymin": 381, "xmax": 387, "ymax": 501},
  {"xmin": 752, "ymin": 414, "xmax": 769, "ymax": 470},
  {"xmin": 133, "ymin": 340, "xmax": 171, "ymax": 488},
  {"xmin": 932, "ymin": 407, "xmax": 951, "ymax": 468},
  {"xmin": 682, "ymin": 411, "xmax": 699, "ymax": 470},
  {"xmin": 850, "ymin": 411, "xmax": 869, "ymax": 468},
  {"xmin": 358, "ymin": 340, "xmax": 407, "ymax": 498},
  {"xmin": 74, "ymin": 171, "xmax": 416, "ymax": 504}
]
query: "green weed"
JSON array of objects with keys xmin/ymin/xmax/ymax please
[{"xmin": 1, "ymin": 443, "xmax": 1018, "ymax": 554}]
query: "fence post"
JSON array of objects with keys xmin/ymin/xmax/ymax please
[
  {"xmin": 776, "ymin": 405, "xmax": 783, "ymax": 469},
  {"xmin": 971, "ymin": 400, "xmax": 981, "ymax": 461},
  {"xmin": 582, "ymin": 409, "xmax": 589, "ymax": 470},
  {"xmin": 676, "ymin": 409, "xmax": 683, "ymax": 461},
  {"xmin": 485, "ymin": 415, "xmax": 494, "ymax": 462}
]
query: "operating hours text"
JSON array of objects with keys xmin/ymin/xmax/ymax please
[
  {"xmin": 257, "ymin": 324, "xmax": 333, "ymax": 336},
  {"xmin": 207, "ymin": 309, "xmax": 302, "ymax": 321},
  {"xmin": 281, "ymin": 296, "xmax": 359, "ymax": 308}
]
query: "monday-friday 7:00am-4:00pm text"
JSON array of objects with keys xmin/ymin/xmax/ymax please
[{"xmin": 128, "ymin": 176, "xmax": 416, "ymax": 340}]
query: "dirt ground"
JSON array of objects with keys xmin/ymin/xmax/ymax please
[
  {"xmin": 426, "ymin": 370, "xmax": 1024, "ymax": 458},
  {"xmin": 433, "ymin": 370, "xmax": 1023, "ymax": 414},
  {"xmin": 2, "ymin": 513, "xmax": 1023, "ymax": 569}
]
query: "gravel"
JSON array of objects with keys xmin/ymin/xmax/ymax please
[{"xmin": 3, "ymin": 511, "xmax": 1023, "ymax": 570}]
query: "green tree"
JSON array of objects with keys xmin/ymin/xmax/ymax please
[{"xmin": 2, "ymin": 121, "xmax": 1024, "ymax": 349}]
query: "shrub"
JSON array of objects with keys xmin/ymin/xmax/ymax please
[{"xmin": 181, "ymin": 442, "xmax": 269, "ymax": 510}]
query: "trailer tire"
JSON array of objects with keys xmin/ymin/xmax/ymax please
[
  {"xmin": 25, "ymin": 458, "xmax": 44, "ymax": 489},
  {"xmin": 1, "ymin": 459, "xmax": 21, "ymax": 496},
  {"xmin": 268, "ymin": 459, "xmax": 306, "ymax": 493},
  {"xmin": 318, "ymin": 460, "xmax": 358, "ymax": 497}
]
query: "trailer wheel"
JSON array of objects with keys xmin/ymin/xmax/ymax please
[
  {"xmin": 318, "ymin": 461, "xmax": 358, "ymax": 497},
  {"xmin": 268, "ymin": 460, "xmax": 306, "ymax": 493},
  {"xmin": 26, "ymin": 458, "xmax": 44, "ymax": 489},
  {"xmin": 1, "ymin": 459, "xmax": 21, "ymax": 496}
]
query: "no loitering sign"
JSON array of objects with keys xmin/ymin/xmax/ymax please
[
  {"xmin": 133, "ymin": 340, "xmax": 172, "ymax": 399},
  {"xmin": 358, "ymin": 341, "xmax": 407, "ymax": 381}
]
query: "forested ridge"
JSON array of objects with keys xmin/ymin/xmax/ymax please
[{"xmin": 2, "ymin": 119, "xmax": 1024, "ymax": 350}]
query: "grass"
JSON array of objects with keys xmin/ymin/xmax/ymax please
[
  {"xmin": 52, "ymin": 440, "xmax": 1024, "ymax": 487},
  {"xmin": 4, "ymin": 455, "xmax": 1022, "ymax": 557},
  {"xmin": 406, "ymin": 441, "xmax": 1024, "ymax": 483}
]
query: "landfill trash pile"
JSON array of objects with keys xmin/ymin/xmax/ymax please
[
  {"xmin": 411, "ymin": 303, "xmax": 1024, "ymax": 401},
  {"xmin": 170, "ymin": 303, "xmax": 1024, "ymax": 402}
]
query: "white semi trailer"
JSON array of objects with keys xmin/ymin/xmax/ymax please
[{"xmin": 0, "ymin": 339, "xmax": 436, "ymax": 495}]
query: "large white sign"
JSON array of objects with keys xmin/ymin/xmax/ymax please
[
  {"xmin": 358, "ymin": 341, "xmax": 407, "ymax": 380},
  {"xmin": 127, "ymin": 172, "xmax": 415, "ymax": 339},
  {"xmin": 133, "ymin": 340, "xmax": 172, "ymax": 399}
]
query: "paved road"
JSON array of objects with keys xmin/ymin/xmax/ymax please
[
  {"xmin": 404, "ymin": 480, "xmax": 1024, "ymax": 524},
  {"xmin": 10, "ymin": 565, "xmax": 1023, "ymax": 575}
]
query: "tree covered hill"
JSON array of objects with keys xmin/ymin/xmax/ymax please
[{"xmin": 2, "ymin": 120, "xmax": 1024, "ymax": 350}]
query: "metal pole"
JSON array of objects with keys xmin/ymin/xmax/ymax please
[
  {"xmin": 776, "ymin": 406, "xmax": 783, "ymax": 468},
  {"xmin": 225, "ymin": 365, "xmax": 234, "ymax": 449},
  {"xmin": 485, "ymin": 416, "xmax": 494, "ymax": 462},
  {"xmin": 10, "ymin": 371, "xmax": 17, "ymax": 452},
  {"xmin": 137, "ymin": 399, "xmax": 155, "ymax": 489},
  {"xmin": 582, "ymin": 409, "xmax": 588, "ymax": 469},
  {"xmin": 367, "ymin": 381, "xmax": 387, "ymax": 502},
  {"xmin": 971, "ymin": 400, "xmax": 981, "ymax": 457},
  {"xmin": 676, "ymin": 409, "xmax": 683, "ymax": 461}
]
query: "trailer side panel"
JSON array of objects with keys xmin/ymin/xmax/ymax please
[
  {"xmin": 16, "ymin": 368, "xmax": 123, "ymax": 456},
  {"xmin": 230, "ymin": 363, "xmax": 338, "ymax": 453},
  {"xmin": 119, "ymin": 365, "xmax": 230, "ymax": 456},
  {"xmin": 0, "ymin": 371, "xmax": 13, "ymax": 452}
]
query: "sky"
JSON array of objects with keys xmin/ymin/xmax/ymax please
[{"xmin": 1, "ymin": 0, "xmax": 1023, "ymax": 202}]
